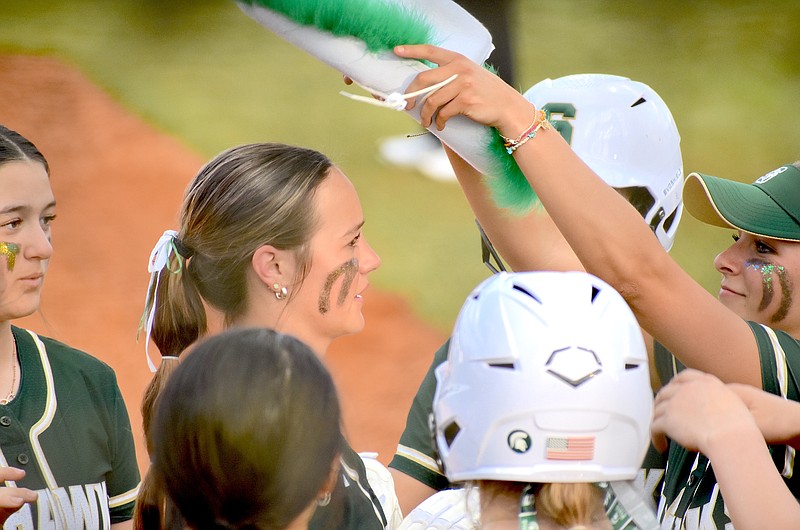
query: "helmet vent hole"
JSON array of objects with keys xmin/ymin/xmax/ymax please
[
  {"xmin": 631, "ymin": 97, "xmax": 647, "ymax": 107},
  {"xmin": 625, "ymin": 363, "xmax": 641, "ymax": 370},
  {"xmin": 662, "ymin": 206, "xmax": 679, "ymax": 233},
  {"xmin": 488, "ymin": 362, "xmax": 515, "ymax": 370},
  {"xmin": 443, "ymin": 421, "xmax": 461, "ymax": 448},
  {"xmin": 512, "ymin": 284, "xmax": 541, "ymax": 303},
  {"xmin": 591, "ymin": 285, "xmax": 600, "ymax": 303},
  {"xmin": 616, "ymin": 186, "xmax": 656, "ymax": 220}
]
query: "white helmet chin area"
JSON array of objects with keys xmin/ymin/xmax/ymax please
[
  {"xmin": 433, "ymin": 271, "xmax": 653, "ymax": 484},
  {"xmin": 524, "ymin": 74, "xmax": 684, "ymax": 251}
]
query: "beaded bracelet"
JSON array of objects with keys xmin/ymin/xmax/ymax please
[{"xmin": 499, "ymin": 109, "xmax": 552, "ymax": 154}]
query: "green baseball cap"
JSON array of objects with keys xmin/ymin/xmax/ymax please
[{"xmin": 684, "ymin": 164, "xmax": 800, "ymax": 241}]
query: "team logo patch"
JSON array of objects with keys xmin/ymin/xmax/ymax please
[
  {"xmin": 508, "ymin": 430, "xmax": 532, "ymax": 453},
  {"xmin": 755, "ymin": 166, "xmax": 788, "ymax": 184}
]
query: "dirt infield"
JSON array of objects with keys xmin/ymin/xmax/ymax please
[{"xmin": 1, "ymin": 54, "xmax": 446, "ymax": 472}]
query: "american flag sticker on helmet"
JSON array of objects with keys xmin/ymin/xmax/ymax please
[{"xmin": 546, "ymin": 436, "xmax": 595, "ymax": 460}]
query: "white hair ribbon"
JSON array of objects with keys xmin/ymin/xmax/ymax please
[{"xmin": 138, "ymin": 229, "xmax": 183, "ymax": 372}]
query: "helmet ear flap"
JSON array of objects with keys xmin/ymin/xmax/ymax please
[{"xmin": 429, "ymin": 403, "xmax": 463, "ymax": 477}]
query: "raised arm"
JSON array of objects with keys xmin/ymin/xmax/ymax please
[
  {"xmin": 445, "ymin": 145, "xmax": 583, "ymax": 273},
  {"xmin": 398, "ymin": 44, "xmax": 762, "ymax": 387}
]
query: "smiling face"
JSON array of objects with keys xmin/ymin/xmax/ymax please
[
  {"xmin": 0, "ymin": 160, "xmax": 56, "ymax": 322},
  {"xmin": 282, "ymin": 168, "xmax": 381, "ymax": 348},
  {"xmin": 714, "ymin": 231, "xmax": 800, "ymax": 332}
]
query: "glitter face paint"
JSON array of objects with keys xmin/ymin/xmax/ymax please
[
  {"xmin": 746, "ymin": 259, "xmax": 793, "ymax": 323},
  {"xmin": 318, "ymin": 258, "xmax": 358, "ymax": 315},
  {"xmin": 0, "ymin": 242, "xmax": 19, "ymax": 271}
]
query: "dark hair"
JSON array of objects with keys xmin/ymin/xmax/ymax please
[
  {"xmin": 0, "ymin": 125, "xmax": 50, "ymax": 174},
  {"xmin": 151, "ymin": 328, "xmax": 341, "ymax": 530}
]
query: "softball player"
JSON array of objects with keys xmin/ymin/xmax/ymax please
[
  {"xmin": 0, "ymin": 125, "xmax": 140, "ymax": 529},
  {"xmin": 390, "ymin": 73, "xmax": 683, "ymax": 516},
  {"xmin": 428, "ymin": 271, "xmax": 658, "ymax": 529},
  {"xmin": 138, "ymin": 143, "xmax": 395, "ymax": 530},
  {"xmin": 398, "ymin": 44, "xmax": 800, "ymax": 529}
]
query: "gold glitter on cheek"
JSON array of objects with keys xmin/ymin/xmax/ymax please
[{"xmin": 0, "ymin": 242, "xmax": 19, "ymax": 271}]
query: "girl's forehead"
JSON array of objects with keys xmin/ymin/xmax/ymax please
[
  {"xmin": 314, "ymin": 170, "xmax": 362, "ymax": 220},
  {"xmin": 0, "ymin": 161, "xmax": 53, "ymax": 201}
]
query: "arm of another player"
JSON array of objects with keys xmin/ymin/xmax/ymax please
[
  {"xmin": 444, "ymin": 140, "xmax": 672, "ymax": 390},
  {"xmin": 397, "ymin": 44, "xmax": 762, "ymax": 388},
  {"xmin": 729, "ymin": 382, "xmax": 800, "ymax": 449},
  {"xmin": 391, "ymin": 470, "xmax": 437, "ymax": 518},
  {"xmin": 444, "ymin": 144, "xmax": 582, "ymax": 273},
  {"xmin": 111, "ymin": 520, "xmax": 133, "ymax": 530},
  {"xmin": 652, "ymin": 369, "xmax": 800, "ymax": 530}
]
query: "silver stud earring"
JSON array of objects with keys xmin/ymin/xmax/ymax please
[{"xmin": 273, "ymin": 283, "xmax": 288, "ymax": 301}]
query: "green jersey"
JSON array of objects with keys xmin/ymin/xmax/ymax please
[
  {"xmin": 1, "ymin": 327, "xmax": 141, "ymax": 530},
  {"xmin": 310, "ymin": 440, "xmax": 388, "ymax": 530}
]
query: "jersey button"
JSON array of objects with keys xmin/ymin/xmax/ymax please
[
  {"xmin": 0, "ymin": 416, "xmax": 10, "ymax": 426},
  {"xmin": 17, "ymin": 454, "xmax": 29, "ymax": 465}
]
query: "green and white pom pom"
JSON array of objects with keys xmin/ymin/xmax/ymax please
[{"xmin": 239, "ymin": 0, "xmax": 538, "ymax": 212}]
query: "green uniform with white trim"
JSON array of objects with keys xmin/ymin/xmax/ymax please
[
  {"xmin": 657, "ymin": 322, "xmax": 800, "ymax": 529},
  {"xmin": 1, "ymin": 327, "xmax": 140, "ymax": 530}
]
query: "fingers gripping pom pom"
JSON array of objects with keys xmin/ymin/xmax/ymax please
[{"xmin": 238, "ymin": 0, "xmax": 538, "ymax": 212}]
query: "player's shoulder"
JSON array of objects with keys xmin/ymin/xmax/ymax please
[
  {"xmin": 14, "ymin": 326, "xmax": 117, "ymax": 379},
  {"xmin": 747, "ymin": 321, "xmax": 800, "ymax": 347}
]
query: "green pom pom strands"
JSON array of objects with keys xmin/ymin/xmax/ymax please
[
  {"xmin": 238, "ymin": 0, "xmax": 538, "ymax": 212},
  {"xmin": 487, "ymin": 129, "xmax": 538, "ymax": 213},
  {"xmin": 240, "ymin": 0, "xmax": 434, "ymax": 52}
]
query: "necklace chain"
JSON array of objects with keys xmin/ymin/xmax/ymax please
[{"xmin": 0, "ymin": 334, "xmax": 17, "ymax": 406}]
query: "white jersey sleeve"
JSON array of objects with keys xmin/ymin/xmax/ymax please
[
  {"xmin": 398, "ymin": 488, "xmax": 479, "ymax": 530},
  {"xmin": 359, "ymin": 452, "xmax": 404, "ymax": 529}
]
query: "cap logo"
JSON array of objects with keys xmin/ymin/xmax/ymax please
[
  {"xmin": 508, "ymin": 430, "xmax": 532, "ymax": 453},
  {"xmin": 755, "ymin": 166, "xmax": 788, "ymax": 185}
]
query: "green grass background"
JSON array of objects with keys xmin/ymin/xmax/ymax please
[{"xmin": 2, "ymin": 0, "xmax": 799, "ymax": 331}]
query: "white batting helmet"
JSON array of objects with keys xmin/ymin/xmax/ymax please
[
  {"xmin": 433, "ymin": 271, "xmax": 653, "ymax": 483},
  {"xmin": 524, "ymin": 74, "xmax": 683, "ymax": 251}
]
